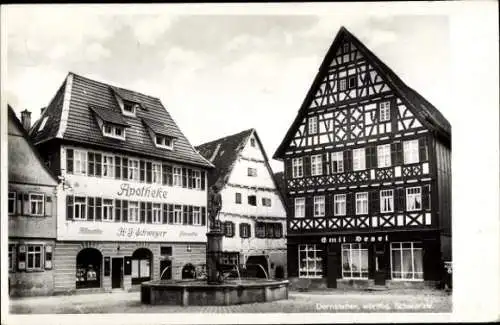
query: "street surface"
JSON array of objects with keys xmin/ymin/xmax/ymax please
[{"xmin": 9, "ymin": 288, "xmax": 452, "ymax": 314}]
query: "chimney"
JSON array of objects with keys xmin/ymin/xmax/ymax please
[{"xmin": 21, "ymin": 109, "xmax": 31, "ymax": 131}]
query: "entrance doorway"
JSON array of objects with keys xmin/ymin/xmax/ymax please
[
  {"xmin": 374, "ymin": 244, "xmax": 386, "ymax": 286},
  {"xmin": 327, "ymin": 248, "xmax": 339, "ymax": 288},
  {"xmin": 76, "ymin": 248, "xmax": 102, "ymax": 289},
  {"xmin": 112, "ymin": 258, "xmax": 123, "ymax": 289}
]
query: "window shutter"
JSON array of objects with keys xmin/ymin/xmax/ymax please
[
  {"xmin": 369, "ymin": 190, "xmax": 379, "ymax": 215},
  {"xmin": 166, "ymin": 165, "xmax": 173, "ymax": 186},
  {"xmin": 247, "ymin": 224, "xmax": 252, "ymax": 238},
  {"xmin": 44, "ymin": 245, "xmax": 53, "ymax": 270},
  {"xmin": 324, "ymin": 194, "xmax": 331, "ymax": 216},
  {"xmin": 122, "ymin": 201, "xmax": 128, "ymax": 222},
  {"xmin": 95, "ymin": 153, "xmax": 102, "ymax": 176},
  {"xmin": 115, "ymin": 199, "xmax": 122, "ymax": 222},
  {"xmin": 88, "ymin": 197, "xmax": 95, "ymax": 221},
  {"xmin": 162, "ymin": 204, "xmax": 168, "ymax": 224},
  {"xmin": 45, "ymin": 196, "xmax": 52, "ymax": 217},
  {"xmin": 140, "ymin": 160, "xmax": 146, "ymax": 181},
  {"xmin": 188, "ymin": 169, "xmax": 193, "ymax": 189},
  {"xmin": 182, "ymin": 168, "xmax": 187, "ymax": 188},
  {"xmin": 371, "ymin": 147, "xmax": 378, "ymax": 168},
  {"xmin": 17, "ymin": 192, "xmax": 23, "ymax": 215},
  {"xmin": 66, "ymin": 195, "xmax": 74, "ymax": 220},
  {"xmin": 146, "ymin": 162, "xmax": 152, "ymax": 183},
  {"xmin": 288, "ymin": 197, "xmax": 295, "ymax": 218},
  {"xmin": 95, "ymin": 198, "xmax": 102, "ymax": 221},
  {"xmin": 182, "ymin": 205, "xmax": 188, "ymax": 224},
  {"xmin": 423, "ymin": 185, "xmax": 431, "ymax": 210},
  {"xmin": 285, "ymin": 159, "xmax": 293, "ymax": 179},
  {"xmin": 168, "ymin": 204, "xmax": 174, "ymax": 224},
  {"xmin": 231, "ymin": 222, "xmax": 235, "ymax": 237},
  {"xmin": 146, "ymin": 203, "xmax": 152, "ymax": 223},
  {"xmin": 391, "ymin": 142, "xmax": 398, "ymax": 166},
  {"xmin": 88, "ymin": 152, "xmax": 95, "ymax": 176},
  {"xmin": 23, "ymin": 193, "xmax": 29, "ymax": 216},
  {"xmin": 161, "ymin": 163, "xmax": 167, "ymax": 185},
  {"xmin": 366, "ymin": 146, "xmax": 372, "ymax": 169},
  {"xmin": 419, "ymin": 137, "xmax": 428, "ymax": 162},
  {"xmin": 303, "ymin": 156, "xmax": 311, "ymax": 177},
  {"xmin": 346, "ymin": 192, "xmax": 354, "ymax": 216},
  {"xmin": 305, "ymin": 196, "xmax": 313, "ymax": 218},
  {"xmin": 201, "ymin": 171, "xmax": 206, "ymax": 190},
  {"xmin": 18, "ymin": 244, "xmax": 26, "ymax": 271},
  {"xmin": 239, "ymin": 223, "xmax": 244, "ymax": 238},
  {"xmin": 122, "ymin": 158, "xmax": 128, "ymax": 180},
  {"xmin": 343, "ymin": 150, "xmax": 352, "ymax": 172},
  {"xmin": 396, "ymin": 141, "xmax": 403, "ymax": 165},
  {"xmin": 140, "ymin": 202, "xmax": 146, "ymax": 223},
  {"xmin": 322, "ymin": 153, "xmax": 329, "ymax": 175},
  {"xmin": 66, "ymin": 149, "xmax": 74, "ymax": 174},
  {"xmin": 115, "ymin": 156, "xmax": 121, "ymax": 179},
  {"xmin": 187, "ymin": 206, "xmax": 193, "ymax": 225},
  {"xmin": 396, "ymin": 187, "xmax": 405, "ymax": 212}
]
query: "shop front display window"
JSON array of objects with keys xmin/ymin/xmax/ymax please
[
  {"xmin": 76, "ymin": 248, "xmax": 102, "ymax": 289},
  {"xmin": 298, "ymin": 244, "xmax": 323, "ymax": 278}
]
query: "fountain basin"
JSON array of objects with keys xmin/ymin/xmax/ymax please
[{"xmin": 141, "ymin": 279, "xmax": 289, "ymax": 306}]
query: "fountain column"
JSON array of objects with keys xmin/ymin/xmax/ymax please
[{"xmin": 206, "ymin": 221, "xmax": 224, "ymax": 284}]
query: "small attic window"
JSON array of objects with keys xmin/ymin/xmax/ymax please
[
  {"xmin": 103, "ymin": 123, "xmax": 126, "ymax": 140},
  {"xmin": 155, "ymin": 134, "xmax": 174, "ymax": 150},
  {"xmin": 250, "ymin": 138, "xmax": 256, "ymax": 147},
  {"xmin": 38, "ymin": 116, "xmax": 49, "ymax": 132},
  {"xmin": 122, "ymin": 101, "xmax": 138, "ymax": 117}
]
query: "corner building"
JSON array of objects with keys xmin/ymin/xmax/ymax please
[
  {"xmin": 273, "ymin": 27, "xmax": 451, "ymax": 289},
  {"xmin": 29, "ymin": 72, "xmax": 213, "ymax": 293}
]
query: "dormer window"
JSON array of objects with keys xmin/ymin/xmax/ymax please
[
  {"xmin": 103, "ymin": 123, "xmax": 126, "ymax": 140},
  {"xmin": 155, "ymin": 134, "xmax": 174, "ymax": 150},
  {"xmin": 122, "ymin": 101, "xmax": 138, "ymax": 117}
]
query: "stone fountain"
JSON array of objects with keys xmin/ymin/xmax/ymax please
[{"xmin": 141, "ymin": 185, "xmax": 289, "ymax": 306}]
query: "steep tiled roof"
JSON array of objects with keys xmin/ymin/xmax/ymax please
[
  {"xmin": 30, "ymin": 72, "xmax": 213, "ymax": 168},
  {"xmin": 273, "ymin": 27, "xmax": 451, "ymax": 159},
  {"xmin": 195, "ymin": 129, "xmax": 254, "ymax": 189},
  {"xmin": 89, "ymin": 105, "xmax": 130, "ymax": 127},
  {"xmin": 142, "ymin": 117, "xmax": 178, "ymax": 138}
]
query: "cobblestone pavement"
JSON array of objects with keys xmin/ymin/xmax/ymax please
[{"xmin": 9, "ymin": 289, "xmax": 452, "ymax": 314}]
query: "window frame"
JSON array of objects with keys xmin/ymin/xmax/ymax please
[
  {"xmin": 377, "ymin": 144, "xmax": 392, "ymax": 168},
  {"xmin": 295, "ymin": 197, "xmax": 305, "ymax": 218},
  {"xmin": 152, "ymin": 203, "xmax": 162, "ymax": 224},
  {"xmin": 355, "ymin": 192, "xmax": 369, "ymax": 215},
  {"xmin": 331, "ymin": 151, "xmax": 344, "ymax": 173},
  {"xmin": 403, "ymin": 139, "xmax": 420, "ymax": 164},
  {"xmin": 298, "ymin": 244, "xmax": 323, "ymax": 279},
  {"xmin": 379, "ymin": 101, "xmax": 391, "ymax": 122},
  {"xmin": 406, "ymin": 187, "xmax": 422, "ymax": 212},
  {"xmin": 102, "ymin": 154, "xmax": 114, "ymax": 178},
  {"xmin": 313, "ymin": 196, "xmax": 325, "ymax": 217},
  {"xmin": 352, "ymin": 148, "xmax": 366, "ymax": 171},
  {"xmin": 247, "ymin": 167, "xmax": 257, "ymax": 177},
  {"xmin": 334, "ymin": 194, "xmax": 346, "ymax": 216},
  {"xmin": 248, "ymin": 195, "xmax": 257, "ymax": 206},
  {"xmin": 74, "ymin": 150, "xmax": 87, "ymax": 175},
  {"xmin": 152, "ymin": 162, "xmax": 162, "ymax": 185},
  {"xmin": 192, "ymin": 170, "xmax": 202, "ymax": 189},
  {"xmin": 310, "ymin": 154, "xmax": 323, "ymax": 176},
  {"xmin": 26, "ymin": 244, "xmax": 44, "ymax": 271},
  {"xmin": 193, "ymin": 206, "xmax": 201, "ymax": 225},
  {"xmin": 128, "ymin": 159, "xmax": 140, "ymax": 181},
  {"xmin": 155, "ymin": 134, "xmax": 174, "ymax": 150},
  {"xmin": 339, "ymin": 78, "xmax": 347, "ymax": 91},
  {"xmin": 235, "ymin": 192, "xmax": 242, "ymax": 204},
  {"xmin": 102, "ymin": 198, "xmax": 114, "ymax": 222},
  {"xmin": 292, "ymin": 158, "xmax": 303, "ymax": 178},
  {"xmin": 250, "ymin": 138, "xmax": 256, "ymax": 147},
  {"xmin": 128, "ymin": 201, "xmax": 140, "ymax": 223},
  {"xmin": 262, "ymin": 197, "xmax": 272, "ymax": 207},
  {"xmin": 8, "ymin": 243, "xmax": 15, "ymax": 272},
  {"xmin": 308, "ymin": 116, "xmax": 318, "ymax": 135},
  {"xmin": 29, "ymin": 193, "xmax": 45, "ymax": 216},
  {"xmin": 173, "ymin": 166, "xmax": 182, "ymax": 187},
  {"xmin": 348, "ymin": 75, "xmax": 357, "ymax": 89},
  {"xmin": 380, "ymin": 189, "xmax": 394, "ymax": 213},
  {"xmin": 174, "ymin": 206, "xmax": 183, "ymax": 224}
]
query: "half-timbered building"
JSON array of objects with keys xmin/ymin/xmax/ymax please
[
  {"xmin": 28, "ymin": 72, "xmax": 213, "ymax": 294},
  {"xmin": 273, "ymin": 27, "xmax": 451, "ymax": 289},
  {"xmin": 8, "ymin": 105, "xmax": 60, "ymax": 297},
  {"xmin": 196, "ymin": 129, "xmax": 287, "ymax": 279}
]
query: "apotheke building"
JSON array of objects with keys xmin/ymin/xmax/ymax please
[{"xmin": 29, "ymin": 72, "xmax": 214, "ymax": 293}]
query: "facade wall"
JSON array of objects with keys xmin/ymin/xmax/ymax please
[{"xmin": 53, "ymin": 241, "xmax": 206, "ymax": 293}]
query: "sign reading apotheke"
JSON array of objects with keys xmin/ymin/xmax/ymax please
[{"xmin": 116, "ymin": 183, "xmax": 168, "ymax": 199}]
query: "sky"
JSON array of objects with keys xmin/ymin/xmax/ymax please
[{"xmin": 3, "ymin": 5, "xmax": 452, "ymax": 173}]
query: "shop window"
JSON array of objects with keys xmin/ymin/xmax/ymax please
[
  {"xmin": 76, "ymin": 248, "xmax": 102, "ymax": 289},
  {"xmin": 131, "ymin": 248, "xmax": 152, "ymax": 285},
  {"xmin": 8, "ymin": 192, "xmax": 16, "ymax": 214},
  {"xmin": 341, "ymin": 243, "xmax": 368, "ymax": 279},
  {"xmin": 29, "ymin": 193, "xmax": 44, "ymax": 216},
  {"xmin": 182, "ymin": 263, "xmax": 196, "ymax": 279},
  {"xmin": 390, "ymin": 242, "xmax": 423, "ymax": 280},
  {"xmin": 298, "ymin": 244, "xmax": 323, "ymax": 278}
]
